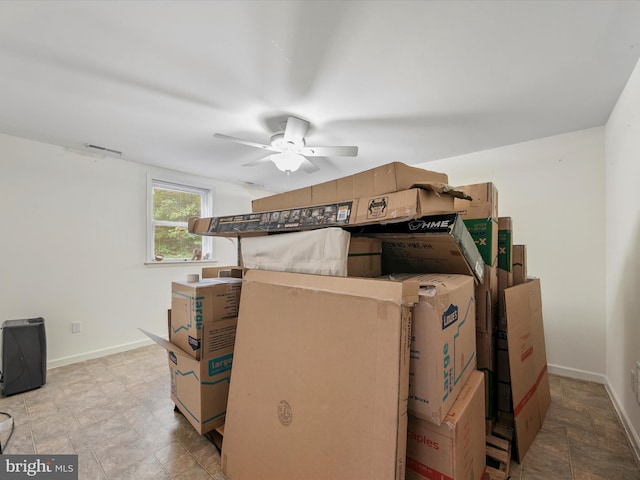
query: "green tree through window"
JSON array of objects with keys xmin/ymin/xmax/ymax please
[{"xmin": 150, "ymin": 180, "xmax": 211, "ymax": 261}]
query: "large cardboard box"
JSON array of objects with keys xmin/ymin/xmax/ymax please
[
  {"xmin": 406, "ymin": 370, "xmax": 486, "ymax": 480},
  {"xmin": 188, "ymin": 186, "xmax": 462, "ymax": 238},
  {"xmin": 251, "ymin": 162, "xmax": 448, "ymax": 212},
  {"xmin": 359, "ymin": 213, "xmax": 485, "ymax": 285},
  {"xmin": 141, "ymin": 327, "xmax": 236, "ymax": 434},
  {"xmin": 503, "ymin": 278, "xmax": 551, "ymax": 462},
  {"xmin": 240, "ymin": 227, "xmax": 351, "ymax": 276},
  {"xmin": 221, "ymin": 270, "xmax": 419, "ymax": 480},
  {"xmin": 170, "ymin": 278, "xmax": 242, "ymax": 360},
  {"xmin": 513, "ymin": 244, "xmax": 527, "ymax": 285},
  {"xmin": 393, "ymin": 273, "xmax": 476, "ymax": 425}
]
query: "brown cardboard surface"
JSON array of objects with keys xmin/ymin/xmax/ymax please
[
  {"xmin": 140, "ymin": 327, "xmax": 236, "ymax": 434},
  {"xmin": 392, "ymin": 273, "xmax": 476, "ymax": 425},
  {"xmin": 348, "ymin": 236, "xmax": 382, "ymax": 277},
  {"xmin": 503, "ymin": 278, "xmax": 551, "ymax": 462},
  {"xmin": 201, "ymin": 266, "xmax": 242, "ymax": 278},
  {"xmin": 221, "ymin": 270, "xmax": 418, "ymax": 480},
  {"xmin": 406, "ymin": 370, "xmax": 486, "ymax": 480},
  {"xmin": 251, "ymin": 162, "xmax": 448, "ymax": 212},
  {"xmin": 454, "ymin": 182, "xmax": 499, "ymax": 219},
  {"xmin": 513, "ymin": 244, "xmax": 527, "ymax": 285},
  {"xmin": 170, "ymin": 278, "xmax": 242, "ymax": 360}
]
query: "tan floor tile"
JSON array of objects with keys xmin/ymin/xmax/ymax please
[
  {"xmin": 570, "ymin": 441, "xmax": 640, "ymax": 480},
  {"xmin": 154, "ymin": 440, "xmax": 199, "ymax": 476},
  {"xmin": 35, "ymin": 434, "xmax": 75, "ymax": 454},
  {"xmin": 77, "ymin": 450, "xmax": 107, "ymax": 480},
  {"xmin": 108, "ymin": 454, "xmax": 170, "ymax": 480},
  {"xmin": 92, "ymin": 434, "xmax": 153, "ymax": 477},
  {"xmin": 172, "ymin": 462, "xmax": 215, "ymax": 480},
  {"xmin": 1, "ymin": 423, "xmax": 35, "ymax": 454}
]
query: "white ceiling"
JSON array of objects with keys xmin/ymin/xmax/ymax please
[{"xmin": 1, "ymin": 1, "xmax": 639, "ymax": 193}]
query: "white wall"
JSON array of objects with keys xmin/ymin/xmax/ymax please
[
  {"xmin": 0, "ymin": 133, "xmax": 262, "ymax": 367},
  {"xmin": 417, "ymin": 127, "xmax": 607, "ymax": 380},
  {"xmin": 605, "ymin": 58, "xmax": 640, "ymax": 448}
]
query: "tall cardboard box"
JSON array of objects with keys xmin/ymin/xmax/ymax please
[
  {"xmin": 393, "ymin": 273, "xmax": 476, "ymax": 425},
  {"xmin": 455, "ymin": 182, "xmax": 499, "ymax": 427},
  {"xmin": 406, "ymin": 371, "xmax": 486, "ymax": 480},
  {"xmin": 221, "ymin": 270, "xmax": 418, "ymax": 480},
  {"xmin": 170, "ymin": 278, "xmax": 242, "ymax": 360},
  {"xmin": 455, "ymin": 182, "xmax": 499, "ymax": 333},
  {"xmin": 503, "ymin": 278, "xmax": 551, "ymax": 462},
  {"xmin": 141, "ymin": 327, "xmax": 237, "ymax": 434},
  {"xmin": 251, "ymin": 162, "xmax": 449, "ymax": 212},
  {"xmin": 497, "ymin": 217, "xmax": 513, "ymax": 293}
]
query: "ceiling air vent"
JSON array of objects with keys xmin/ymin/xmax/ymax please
[{"xmin": 83, "ymin": 144, "xmax": 122, "ymax": 156}]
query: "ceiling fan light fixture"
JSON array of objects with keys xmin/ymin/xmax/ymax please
[{"xmin": 270, "ymin": 152, "xmax": 305, "ymax": 173}]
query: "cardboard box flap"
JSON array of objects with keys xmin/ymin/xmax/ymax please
[
  {"xmin": 411, "ymin": 182, "xmax": 472, "ymax": 201},
  {"xmin": 139, "ymin": 328, "xmax": 195, "ymax": 361},
  {"xmin": 503, "ymin": 278, "xmax": 551, "ymax": 462},
  {"xmin": 243, "ymin": 269, "xmax": 419, "ymax": 305}
]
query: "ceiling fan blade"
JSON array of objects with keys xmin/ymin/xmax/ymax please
[
  {"xmin": 213, "ymin": 133, "xmax": 280, "ymax": 152},
  {"xmin": 242, "ymin": 155, "xmax": 274, "ymax": 167},
  {"xmin": 283, "ymin": 116, "xmax": 310, "ymax": 144},
  {"xmin": 300, "ymin": 158, "xmax": 320, "ymax": 174},
  {"xmin": 300, "ymin": 145, "xmax": 359, "ymax": 157}
]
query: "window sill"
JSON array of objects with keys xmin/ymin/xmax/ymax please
[{"xmin": 144, "ymin": 259, "xmax": 220, "ymax": 267}]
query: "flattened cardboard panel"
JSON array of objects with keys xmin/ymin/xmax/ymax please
[
  {"xmin": 504, "ymin": 279, "xmax": 550, "ymax": 462},
  {"xmin": 221, "ymin": 271, "xmax": 414, "ymax": 480}
]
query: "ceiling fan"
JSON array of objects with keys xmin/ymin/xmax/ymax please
[{"xmin": 213, "ymin": 116, "xmax": 358, "ymax": 174}]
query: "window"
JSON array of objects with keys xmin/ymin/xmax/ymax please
[{"xmin": 148, "ymin": 178, "xmax": 212, "ymax": 262}]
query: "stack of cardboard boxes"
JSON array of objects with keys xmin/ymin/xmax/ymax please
[
  {"xmin": 142, "ymin": 274, "xmax": 242, "ymax": 434},
  {"xmin": 149, "ymin": 161, "xmax": 550, "ymax": 478}
]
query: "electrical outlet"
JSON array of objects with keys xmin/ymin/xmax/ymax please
[{"xmin": 72, "ymin": 322, "xmax": 82, "ymax": 334}]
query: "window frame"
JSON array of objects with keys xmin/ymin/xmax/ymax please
[{"xmin": 147, "ymin": 176, "xmax": 213, "ymax": 264}]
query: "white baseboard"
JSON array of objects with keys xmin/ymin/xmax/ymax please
[
  {"xmin": 547, "ymin": 363, "xmax": 607, "ymax": 384},
  {"xmin": 47, "ymin": 336, "xmax": 166, "ymax": 369},
  {"xmin": 604, "ymin": 380, "xmax": 640, "ymax": 468}
]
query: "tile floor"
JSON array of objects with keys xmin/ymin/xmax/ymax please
[{"xmin": 0, "ymin": 345, "xmax": 639, "ymax": 479}]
